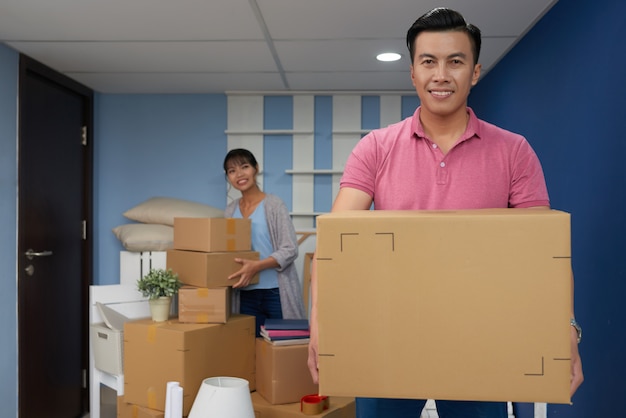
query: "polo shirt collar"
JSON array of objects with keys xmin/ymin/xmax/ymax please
[{"xmin": 412, "ymin": 106, "xmax": 482, "ymax": 142}]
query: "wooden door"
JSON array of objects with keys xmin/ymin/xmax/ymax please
[{"xmin": 17, "ymin": 55, "xmax": 93, "ymax": 417}]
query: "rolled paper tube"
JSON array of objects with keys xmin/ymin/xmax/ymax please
[
  {"xmin": 171, "ymin": 385, "xmax": 183, "ymax": 418},
  {"xmin": 165, "ymin": 381, "xmax": 180, "ymax": 418},
  {"xmin": 300, "ymin": 394, "xmax": 329, "ymax": 415}
]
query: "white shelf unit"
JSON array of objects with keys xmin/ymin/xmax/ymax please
[
  {"xmin": 332, "ymin": 129, "xmax": 372, "ymax": 134},
  {"xmin": 286, "ymin": 170, "xmax": 339, "ymax": 217},
  {"xmin": 225, "ymin": 129, "xmax": 314, "ymax": 135},
  {"xmin": 290, "ymin": 211, "xmax": 327, "ymax": 216},
  {"xmin": 285, "ymin": 169, "xmax": 343, "ymax": 175}
]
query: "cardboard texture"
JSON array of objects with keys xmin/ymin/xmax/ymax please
[
  {"xmin": 256, "ymin": 338, "xmax": 319, "ymax": 405},
  {"xmin": 251, "ymin": 391, "xmax": 356, "ymax": 418},
  {"xmin": 178, "ymin": 286, "xmax": 231, "ymax": 323},
  {"xmin": 123, "ymin": 314, "xmax": 256, "ymax": 415},
  {"xmin": 117, "ymin": 396, "xmax": 164, "ymax": 418},
  {"xmin": 174, "ymin": 217, "xmax": 251, "ymax": 252},
  {"xmin": 166, "ymin": 249, "xmax": 260, "ymax": 288},
  {"xmin": 316, "ymin": 209, "xmax": 572, "ymax": 404}
]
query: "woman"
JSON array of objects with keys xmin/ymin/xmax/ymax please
[{"xmin": 224, "ymin": 148, "xmax": 306, "ymax": 336}]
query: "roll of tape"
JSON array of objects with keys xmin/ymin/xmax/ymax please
[{"xmin": 301, "ymin": 394, "xmax": 329, "ymax": 415}]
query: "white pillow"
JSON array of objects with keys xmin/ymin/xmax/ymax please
[
  {"xmin": 112, "ymin": 224, "xmax": 174, "ymax": 251},
  {"xmin": 123, "ymin": 197, "xmax": 224, "ymax": 226}
]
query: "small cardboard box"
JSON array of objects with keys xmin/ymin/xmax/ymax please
[
  {"xmin": 117, "ymin": 397, "xmax": 164, "ymax": 418},
  {"xmin": 256, "ymin": 338, "xmax": 319, "ymax": 404},
  {"xmin": 251, "ymin": 392, "xmax": 356, "ymax": 418},
  {"xmin": 166, "ymin": 249, "xmax": 260, "ymax": 288},
  {"xmin": 174, "ymin": 217, "xmax": 251, "ymax": 252},
  {"xmin": 178, "ymin": 286, "xmax": 231, "ymax": 323},
  {"xmin": 316, "ymin": 209, "xmax": 573, "ymax": 404},
  {"xmin": 123, "ymin": 314, "xmax": 256, "ymax": 415}
]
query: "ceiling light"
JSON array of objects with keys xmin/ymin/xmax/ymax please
[{"xmin": 376, "ymin": 52, "xmax": 402, "ymax": 62}]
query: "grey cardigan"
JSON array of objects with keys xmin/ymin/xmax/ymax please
[{"xmin": 225, "ymin": 194, "xmax": 306, "ymax": 319}]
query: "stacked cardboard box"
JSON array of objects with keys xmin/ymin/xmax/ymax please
[
  {"xmin": 121, "ymin": 217, "xmax": 260, "ymax": 416},
  {"xmin": 167, "ymin": 217, "xmax": 259, "ymax": 323},
  {"xmin": 123, "ymin": 314, "xmax": 256, "ymax": 416},
  {"xmin": 255, "ymin": 337, "xmax": 319, "ymax": 405}
]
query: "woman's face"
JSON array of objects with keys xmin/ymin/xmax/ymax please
[{"xmin": 225, "ymin": 160, "xmax": 258, "ymax": 192}]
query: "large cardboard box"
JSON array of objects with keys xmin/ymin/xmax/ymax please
[
  {"xmin": 256, "ymin": 338, "xmax": 319, "ymax": 404},
  {"xmin": 316, "ymin": 209, "xmax": 572, "ymax": 404},
  {"xmin": 166, "ymin": 249, "xmax": 260, "ymax": 288},
  {"xmin": 117, "ymin": 397, "xmax": 164, "ymax": 418},
  {"xmin": 251, "ymin": 391, "xmax": 356, "ymax": 418},
  {"xmin": 178, "ymin": 285, "xmax": 231, "ymax": 323},
  {"xmin": 123, "ymin": 314, "xmax": 256, "ymax": 415},
  {"xmin": 174, "ymin": 217, "xmax": 251, "ymax": 252}
]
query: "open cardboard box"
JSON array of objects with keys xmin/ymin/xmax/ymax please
[{"xmin": 316, "ymin": 209, "xmax": 572, "ymax": 404}]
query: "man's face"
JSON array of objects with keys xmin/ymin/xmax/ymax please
[{"xmin": 410, "ymin": 30, "xmax": 481, "ymax": 118}]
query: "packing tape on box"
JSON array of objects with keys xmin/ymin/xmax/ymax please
[
  {"xmin": 301, "ymin": 394, "xmax": 329, "ymax": 415},
  {"xmin": 196, "ymin": 288, "xmax": 209, "ymax": 297},
  {"xmin": 147, "ymin": 387, "xmax": 158, "ymax": 410},
  {"xmin": 195, "ymin": 313, "xmax": 210, "ymax": 322},
  {"xmin": 226, "ymin": 218, "xmax": 237, "ymax": 234},
  {"xmin": 146, "ymin": 324, "xmax": 158, "ymax": 343}
]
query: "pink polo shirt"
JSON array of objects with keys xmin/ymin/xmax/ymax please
[{"xmin": 341, "ymin": 107, "xmax": 549, "ymax": 210}]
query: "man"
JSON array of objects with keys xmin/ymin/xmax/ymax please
[{"xmin": 307, "ymin": 7, "xmax": 583, "ymax": 417}]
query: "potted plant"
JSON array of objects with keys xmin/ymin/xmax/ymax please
[{"xmin": 137, "ymin": 268, "xmax": 182, "ymax": 322}]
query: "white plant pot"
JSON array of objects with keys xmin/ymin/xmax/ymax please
[{"xmin": 149, "ymin": 296, "xmax": 171, "ymax": 322}]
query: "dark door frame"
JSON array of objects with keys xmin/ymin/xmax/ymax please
[{"xmin": 17, "ymin": 54, "xmax": 94, "ymax": 414}]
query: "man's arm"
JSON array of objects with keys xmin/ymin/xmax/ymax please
[
  {"xmin": 307, "ymin": 187, "xmax": 372, "ymax": 383},
  {"xmin": 526, "ymin": 206, "xmax": 584, "ymax": 395},
  {"xmin": 569, "ymin": 269, "xmax": 584, "ymax": 396}
]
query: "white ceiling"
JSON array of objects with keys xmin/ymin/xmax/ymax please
[{"xmin": 0, "ymin": 0, "xmax": 557, "ymax": 94}]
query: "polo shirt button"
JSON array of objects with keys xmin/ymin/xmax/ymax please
[
  {"xmin": 440, "ymin": 162, "xmax": 446, "ymax": 168},
  {"xmin": 432, "ymin": 143, "xmax": 438, "ymax": 149}
]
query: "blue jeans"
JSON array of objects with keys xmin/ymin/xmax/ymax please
[
  {"xmin": 356, "ymin": 398, "xmax": 507, "ymax": 418},
  {"xmin": 239, "ymin": 288, "xmax": 282, "ymax": 337}
]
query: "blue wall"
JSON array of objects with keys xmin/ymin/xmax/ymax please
[
  {"xmin": 469, "ymin": 0, "xmax": 626, "ymax": 416},
  {"xmin": 94, "ymin": 94, "xmax": 227, "ymax": 283},
  {"xmin": 0, "ymin": 0, "xmax": 624, "ymax": 416},
  {"xmin": 0, "ymin": 43, "xmax": 18, "ymax": 416}
]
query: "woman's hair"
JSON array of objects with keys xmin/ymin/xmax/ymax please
[
  {"xmin": 406, "ymin": 7, "xmax": 481, "ymax": 65},
  {"xmin": 223, "ymin": 148, "xmax": 259, "ymax": 173}
]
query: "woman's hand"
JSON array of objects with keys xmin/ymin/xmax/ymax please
[{"xmin": 228, "ymin": 258, "xmax": 260, "ymax": 288}]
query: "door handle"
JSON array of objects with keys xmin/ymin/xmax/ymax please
[{"xmin": 24, "ymin": 249, "xmax": 53, "ymax": 260}]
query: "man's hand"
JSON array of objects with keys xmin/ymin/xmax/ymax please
[
  {"xmin": 570, "ymin": 326, "xmax": 584, "ymax": 397},
  {"xmin": 307, "ymin": 329, "xmax": 319, "ymax": 384}
]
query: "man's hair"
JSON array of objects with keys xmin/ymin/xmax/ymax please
[{"xmin": 406, "ymin": 7, "xmax": 481, "ymax": 65}]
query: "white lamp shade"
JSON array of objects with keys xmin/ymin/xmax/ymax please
[{"xmin": 188, "ymin": 377, "xmax": 254, "ymax": 418}]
